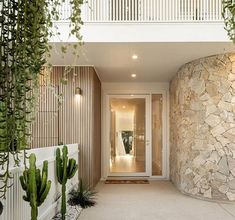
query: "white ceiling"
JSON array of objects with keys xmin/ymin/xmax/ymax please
[{"xmin": 50, "ymin": 42, "xmax": 235, "ymax": 82}]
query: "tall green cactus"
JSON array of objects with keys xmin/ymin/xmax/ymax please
[
  {"xmin": 20, "ymin": 154, "xmax": 51, "ymax": 220},
  {"xmin": 56, "ymin": 146, "xmax": 78, "ymax": 220}
]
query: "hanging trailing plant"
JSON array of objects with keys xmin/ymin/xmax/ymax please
[
  {"xmin": 0, "ymin": 0, "xmax": 49, "ymax": 199},
  {"xmin": 0, "ymin": 0, "xmax": 84, "ymax": 199},
  {"xmin": 222, "ymin": 0, "xmax": 235, "ymax": 42}
]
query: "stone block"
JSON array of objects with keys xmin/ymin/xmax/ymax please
[
  {"xmin": 219, "ymin": 185, "xmax": 229, "ymax": 194},
  {"xmin": 211, "ymin": 125, "xmax": 226, "ymax": 137},
  {"xmin": 204, "ymin": 188, "xmax": 212, "ymax": 198},
  {"xmin": 205, "ymin": 114, "xmax": 221, "ymax": 127},
  {"xmin": 226, "ymin": 192, "xmax": 235, "ymax": 200},
  {"xmin": 218, "ymin": 156, "xmax": 229, "ymax": 175}
]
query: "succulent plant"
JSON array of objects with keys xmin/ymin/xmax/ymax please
[
  {"xmin": 68, "ymin": 179, "xmax": 97, "ymax": 209},
  {"xmin": 20, "ymin": 154, "xmax": 51, "ymax": 220},
  {"xmin": 56, "ymin": 145, "xmax": 78, "ymax": 220}
]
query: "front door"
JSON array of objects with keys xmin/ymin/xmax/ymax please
[{"xmin": 108, "ymin": 95, "xmax": 151, "ymax": 176}]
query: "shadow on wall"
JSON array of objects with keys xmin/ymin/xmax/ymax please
[{"xmin": 170, "ymin": 53, "xmax": 235, "ymax": 201}]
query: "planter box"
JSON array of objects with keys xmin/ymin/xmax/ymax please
[{"xmin": 0, "ymin": 144, "xmax": 79, "ymax": 220}]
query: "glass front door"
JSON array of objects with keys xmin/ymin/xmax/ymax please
[
  {"xmin": 108, "ymin": 94, "xmax": 164, "ymax": 177},
  {"xmin": 109, "ymin": 95, "xmax": 151, "ymax": 176}
]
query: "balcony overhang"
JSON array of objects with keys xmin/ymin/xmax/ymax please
[
  {"xmin": 49, "ymin": 0, "xmax": 233, "ymax": 82},
  {"xmin": 51, "ymin": 21, "xmax": 229, "ymax": 43}
]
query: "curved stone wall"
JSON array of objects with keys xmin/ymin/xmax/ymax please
[{"xmin": 170, "ymin": 53, "xmax": 235, "ymax": 201}]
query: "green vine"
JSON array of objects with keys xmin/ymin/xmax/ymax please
[
  {"xmin": 0, "ymin": 0, "xmax": 48, "ymax": 199},
  {"xmin": 222, "ymin": 0, "xmax": 235, "ymax": 42},
  {"xmin": 0, "ymin": 0, "xmax": 84, "ymax": 199}
]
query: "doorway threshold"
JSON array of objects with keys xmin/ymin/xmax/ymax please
[{"xmin": 106, "ymin": 176, "xmax": 149, "ymax": 180}]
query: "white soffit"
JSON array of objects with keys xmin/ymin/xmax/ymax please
[{"xmin": 49, "ymin": 42, "xmax": 235, "ymax": 82}]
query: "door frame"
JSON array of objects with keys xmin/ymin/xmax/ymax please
[
  {"xmin": 107, "ymin": 94, "xmax": 151, "ymax": 177},
  {"xmin": 102, "ymin": 88, "xmax": 169, "ymax": 179}
]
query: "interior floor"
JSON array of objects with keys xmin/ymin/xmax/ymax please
[
  {"xmin": 110, "ymin": 155, "xmax": 145, "ymax": 173},
  {"xmin": 110, "ymin": 155, "xmax": 162, "ymax": 175},
  {"xmin": 79, "ymin": 181, "xmax": 235, "ymax": 220}
]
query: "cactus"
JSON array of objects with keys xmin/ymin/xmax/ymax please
[
  {"xmin": 56, "ymin": 145, "xmax": 78, "ymax": 220},
  {"xmin": 20, "ymin": 154, "xmax": 51, "ymax": 220}
]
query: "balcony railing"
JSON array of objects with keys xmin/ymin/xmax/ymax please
[{"xmin": 57, "ymin": 0, "xmax": 223, "ymax": 22}]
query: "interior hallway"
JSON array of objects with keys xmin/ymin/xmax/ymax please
[{"xmin": 79, "ymin": 181, "xmax": 235, "ymax": 220}]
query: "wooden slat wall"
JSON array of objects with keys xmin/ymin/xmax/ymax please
[
  {"xmin": 91, "ymin": 71, "xmax": 101, "ymax": 185},
  {"xmin": 31, "ymin": 67, "xmax": 61, "ymax": 148},
  {"xmin": 31, "ymin": 66, "xmax": 101, "ymax": 187}
]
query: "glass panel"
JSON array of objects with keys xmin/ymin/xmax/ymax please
[
  {"xmin": 110, "ymin": 97, "xmax": 146, "ymax": 173},
  {"xmin": 152, "ymin": 94, "xmax": 163, "ymax": 176}
]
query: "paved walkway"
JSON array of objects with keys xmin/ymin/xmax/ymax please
[{"xmin": 79, "ymin": 181, "xmax": 235, "ymax": 220}]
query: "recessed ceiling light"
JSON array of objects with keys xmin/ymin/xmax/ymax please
[
  {"xmin": 131, "ymin": 74, "xmax": 137, "ymax": 78},
  {"xmin": 122, "ymin": 105, "xmax": 126, "ymax": 109},
  {"xmin": 130, "ymin": 94, "xmax": 134, "ymax": 97},
  {"xmin": 132, "ymin": 54, "xmax": 138, "ymax": 60}
]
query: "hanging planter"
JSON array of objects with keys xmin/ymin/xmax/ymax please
[{"xmin": 0, "ymin": 0, "xmax": 84, "ymax": 199}]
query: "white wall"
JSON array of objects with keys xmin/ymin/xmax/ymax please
[{"xmin": 116, "ymin": 111, "xmax": 134, "ymax": 131}]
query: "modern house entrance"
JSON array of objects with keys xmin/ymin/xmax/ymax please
[{"xmin": 103, "ymin": 88, "xmax": 169, "ymax": 179}]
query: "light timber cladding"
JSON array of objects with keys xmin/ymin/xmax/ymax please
[{"xmin": 31, "ymin": 66, "xmax": 101, "ymax": 187}]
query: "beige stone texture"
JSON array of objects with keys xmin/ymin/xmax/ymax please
[{"xmin": 170, "ymin": 53, "xmax": 235, "ymax": 201}]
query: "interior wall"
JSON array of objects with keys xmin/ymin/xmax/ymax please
[
  {"xmin": 31, "ymin": 66, "xmax": 101, "ymax": 188},
  {"xmin": 116, "ymin": 111, "xmax": 134, "ymax": 131},
  {"xmin": 111, "ymin": 111, "xmax": 116, "ymax": 160},
  {"xmin": 134, "ymin": 101, "xmax": 145, "ymax": 161}
]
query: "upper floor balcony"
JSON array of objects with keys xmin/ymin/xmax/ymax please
[
  {"xmin": 52, "ymin": 0, "xmax": 229, "ymax": 42},
  {"xmin": 61, "ymin": 0, "xmax": 223, "ymax": 22}
]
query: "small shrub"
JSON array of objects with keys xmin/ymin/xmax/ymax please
[{"xmin": 68, "ymin": 179, "xmax": 97, "ymax": 209}]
